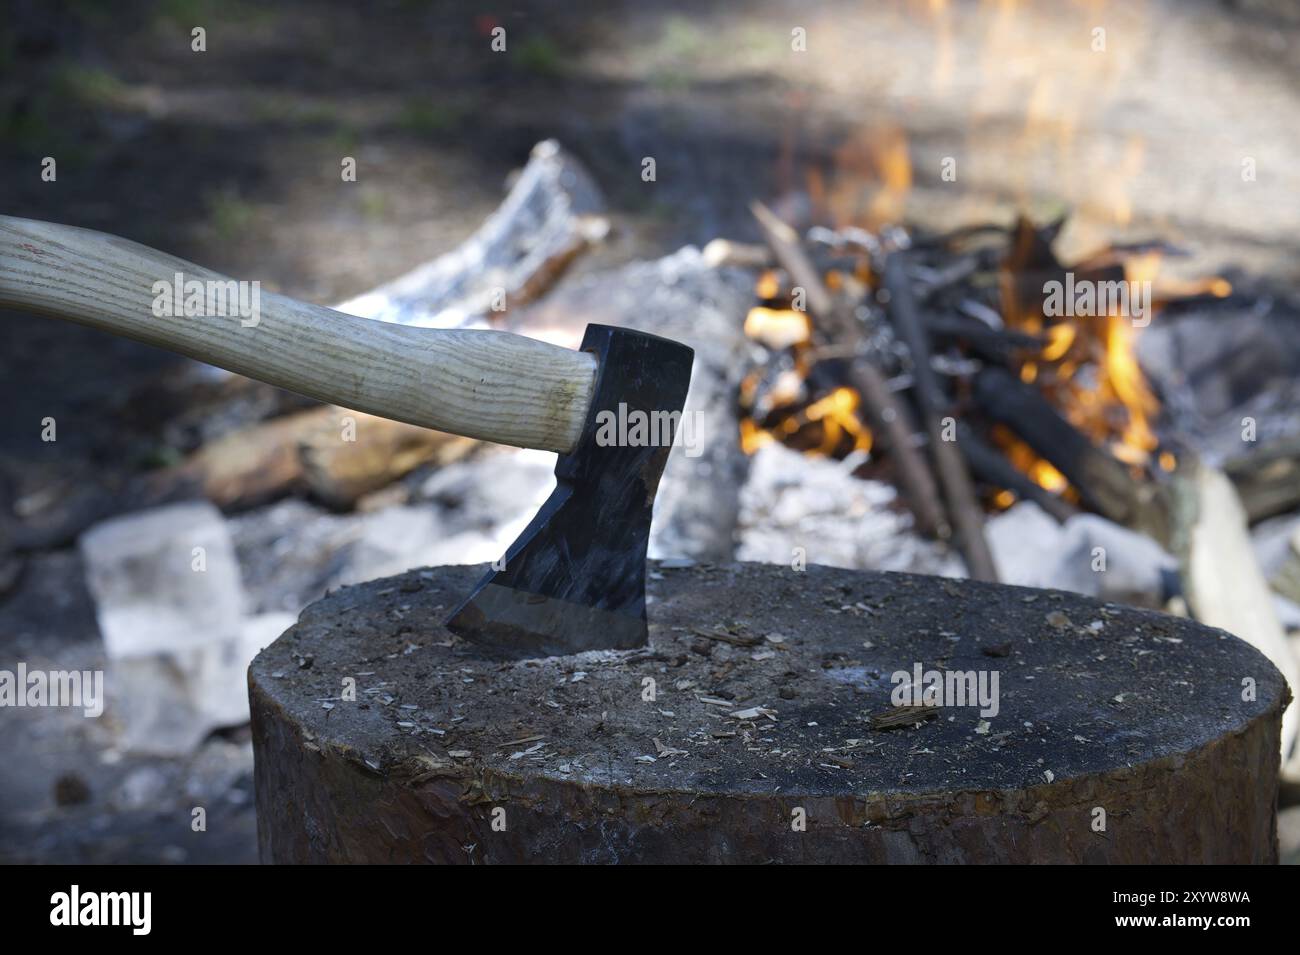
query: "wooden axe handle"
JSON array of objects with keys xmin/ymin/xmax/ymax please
[{"xmin": 0, "ymin": 216, "xmax": 596, "ymax": 453}]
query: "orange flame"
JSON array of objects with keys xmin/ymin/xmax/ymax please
[{"xmin": 817, "ymin": 127, "xmax": 913, "ymax": 230}]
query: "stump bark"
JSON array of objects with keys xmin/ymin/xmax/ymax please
[{"xmin": 250, "ymin": 563, "xmax": 1288, "ymax": 864}]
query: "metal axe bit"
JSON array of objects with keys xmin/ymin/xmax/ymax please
[
  {"xmin": 0, "ymin": 216, "xmax": 693, "ymax": 658},
  {"xmin": 446, "ymin": 323, "xmax": 693, "ymax": 657}
]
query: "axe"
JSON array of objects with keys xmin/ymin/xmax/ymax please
[{"xmin": 0, "ymin": 216, "xmax": 694, "ymax": 657}]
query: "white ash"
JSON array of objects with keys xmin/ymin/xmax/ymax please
[{"xmin": 736, "ymin": 442, "xmax": 961, "ymax": 576}]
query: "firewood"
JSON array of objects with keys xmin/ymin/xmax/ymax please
[
  {"xmin": 298, "ymin": 411, "xmax": 477, "ymax": 510},
  {"xmin": 973, "ymin": 366, "xmax": 1170, "ymax": 544},
  {"xmin": 155, "ymin": 405, "xmax": 476, "ymax": 511},
  {"xmin": 1169, "ymin": 456, "xmax": 1299, "ymax": 778},
  {"xmin": 701, "ymin": 238, "xmax": 772, "ymax": 269},
  {"xmin": 1225, "ymin": 434, "xmax": 1300, "ymax": 524},
  {"xmin": 157, "ymin": 406, "xmax": 334, "ymax": 510},
  {"xmin": 924, "ymin": 314, "xmax": 1044, "ymax": 364},
  {"xmin": 884, "ymin": 254, "xmax": 998, "ymax": 581},
  {"xmin": 955, "ymin": 422, "xmax": 1077, "ymax": 523},
  {"xmin": 750, "ymin": 201, "xmax": 948, "ymax": 540}
]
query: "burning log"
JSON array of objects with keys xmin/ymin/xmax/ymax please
[
  {"xmin": 251, "ymin": 562, "xmax": 1288, "ymax": 863},
  {"xmin": 924, "ymin": 314, "xmax": 1044, "ymax": 365},
  {"xmin": 750, "ymin": 202, "xmax": 948, "ymax": 540},
  {"xmin": 955, "ymin": 422, "xmax": 1077, "ymax": 523},
  {"xmin": 973, "ymin": 366, "xmax": 1170, "ymax": 544}
]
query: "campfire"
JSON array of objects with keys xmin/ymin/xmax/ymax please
[{"xmin": 735, "ymin": 133, "xmax": 1238, "ymax": 578}]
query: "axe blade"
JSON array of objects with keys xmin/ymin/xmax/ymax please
[{"xmin": 446, "ymin": 324, "xmax": 694, "ymax": 657}]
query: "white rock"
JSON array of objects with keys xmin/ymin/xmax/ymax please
[
  {"xmin": 79, "ymin": 502, "xmax": 253, "ymax": 755},
  {"xmin": 987, "ymin": 502, "xmax": 1174, "ymax": 605},
  {"xmin": 80, "ymin": 501, "xmax": 244, "ymax": 658}
]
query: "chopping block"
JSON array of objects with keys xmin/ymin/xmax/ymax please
[{"xmin": 249, "ymin": 562, "xmax": 1288, "ymax": 863}]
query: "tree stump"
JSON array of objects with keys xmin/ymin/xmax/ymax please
[{"xmin": 250, "ymin": 563, "xmax": 1288, "ymax": 864}]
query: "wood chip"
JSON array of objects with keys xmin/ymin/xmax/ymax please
[
  {"xmin": 691, "ymin": 627, "xmax": 761, "ymax": 647},
  {"xmin": 729, "ymin": 706, "xmax": 778, "ymax": 721},
  {"xmin": 868, "ymin": 704, "xmax": 938, "ymax": 730},
  {"xmin": 654, "ymin": 738, "xmax": 688, "ymax": 757}
]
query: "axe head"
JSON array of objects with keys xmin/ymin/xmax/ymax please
[{"xmin": 446, "ymin": 324, "xmax": 694, "ymax": 657}]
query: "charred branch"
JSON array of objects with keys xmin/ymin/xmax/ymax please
[
  {"xmin": 750, "ymin": 201, "xmax": 948, "ymax": 539},
  {"xmin": 884, "ymin": 254, "xmax": 998, "ymax": 581}
]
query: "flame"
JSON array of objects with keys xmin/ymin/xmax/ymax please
[
  {"xmin": 742, "ymin": 2, "xmax": 1234, "ymax": 506},
  {"xmin": 999, "ymin": 248, "xmax": 1166, "ymax": 486},
  {"xmin": 738, "ymin": 289, "xmax": 874, "ymax": 460},
  {"xmin": 740, "ymin": 379, "xmax": 874, "ymax": 458},
  {"xmin": 816, "ymin": 126, "xmax": 913, "ymax": 229},
  {"xmin": 740, "ymin": 417, "xmax": 774, "ymax": 454},
  {"xmin": 744, "ymin": 307, "xmax": 811, "ymax": 350},
  {"xmin": 1041, "ymin": 322, "xmax": 1076, "ymax": 361},
  {"xmin": 755, "ymin": 269, "xmax": 782, "ymax": 300},
  {"xmin": 1102, "ymin": 310, "xmax": 1158, "ymax": 461},
  {"xmin": 992, "ymin": 428, "xmax": 1070, "ymax": 507},
  {"xmin": 797, "ymin": 387, "xmax": 873, "ymax": 456}
]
